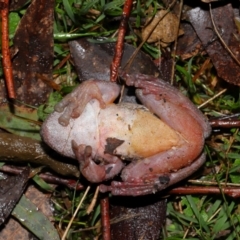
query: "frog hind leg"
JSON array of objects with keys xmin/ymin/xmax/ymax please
[
  {"xmin": 122, "ymin": 73, "xmax": 211, "ymax": 138},
  {"xmin": 99, "ymin": 153, "xmax": 206, "ymax": 196}
]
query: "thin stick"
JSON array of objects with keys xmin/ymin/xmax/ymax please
[
  {"xmin": 86, "ymin": 186, "xmax": 99, "ymax": 214},
  {"xmin": 1, "ymin": 0, "xmax": 15, "ymax": 98},
  {"xmin": 188, "ymin": 180, "xmax": 240, "ymax": 187},
  {"xmin": 209, "ymin": 118, "xmax": 240, "ymax": 128},
  {"xmin": 110, "ymin": 0, "xmax": 133, "ymax": 82},
  {"xmin": 169, "ymin": 186, "xmax": 240, "ymax": 198},
  {"xmin": 192, "ymin": 58, "xmax": 211, "ymax": 83},
  {"xmin": 198, "ymin": 88, "xmax": 227, "ymax": 108},
  {"xmin": 100, "ymin": 195, "xmax": 110, "ymax": 240},
  {"xmin": 0, "ymin": 165, "xmax": 84, "ymax": 190}
]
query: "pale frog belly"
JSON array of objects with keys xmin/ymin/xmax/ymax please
[{"xmin": 41, "ymin": 101, "xmax": 100, "ymax": 158}]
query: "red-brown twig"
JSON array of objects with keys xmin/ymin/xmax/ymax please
[
  {"xmin": 53, "ymin": 53, "xmax": 71, "ymax": 71},
  {"xmin": 209, "ymin": 115, "xmax": 240, "ymax": 128},
  {"xmin": 169, "ymin": 186, "xmax": 240, "ymax": 198},
  {"xmin": 0, "ymin": 165, "xmax": 84, "ymax": 190},
  {"xmin": 1, "ymin": 0, "xmax": 15, "ymax": 98},
  {"xmin": 36, "ymin": 73, "xmax": 61, "ymax": 91},
  {"xmin": 38, "ymin": 173, "xmax": 84, "ymax": 190},
  {"xmin": 100, "ymin": 195, "xmax": 111, "ymax": 240},
  {"xmin": 110, "ymin": 0, "xmax": 133, "ymax": 82},
  {"xmin": 192, "ymin": 58, "xmax": 211, "ymax": 83}
]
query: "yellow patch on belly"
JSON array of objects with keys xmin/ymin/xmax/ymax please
[{"xmin": 129, "ymin": 110, "xmax": 180, "ymax": 158}]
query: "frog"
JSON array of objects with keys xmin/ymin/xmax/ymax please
[{"xmin": 41, "ymin": 73, "xmax": 211, "ymax": 196}]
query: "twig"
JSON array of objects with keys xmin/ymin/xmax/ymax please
[
  {"xmin": 168, "ymin": 186, "xmax": 240, "ymax": 198},
  {"xmin": 1, "ymin": 0, "xmax": 15, "ymax": 98},
  {"xmin": 110, "ymin": 0, "xmax": 133, "ymax": 82},
  {"xmin": 209, "ymin": 116, "xmax": 240, "ymax": 128},
  {"xmin": 188, "ymin": 179, "xmax": 240, "ymax": 187},
  {"xmin": 54, "ymin": 54, "xmax": 71, "ymax": 71},
  {"xmin": 100, "ymin": 195, "xmax": 111, "ymax": 240},
  {"xmin": 38, "ymin": 173, "xmax": 84, "ymax": 190},
  {"xmin": 192, "ymin": 58, "xmax": 211, "ymax": 83},
  {"xmin": 198, "ymin": 88, "xmax": 227, "ymax": 108},
  {"xmin": 0, "ymin": 165, "xmax": 84, "ymax": 190},
  {"xmin": 36, "ymin": 73, "xmax": 61, "ymax": 91},
  {"xmin": 86, "ymin": 186, "xmax": 99, "ymax": 214}
]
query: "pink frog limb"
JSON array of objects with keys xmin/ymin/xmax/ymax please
[
  {"xmin": 100, "ymin": 152, "xmax": 206, "ymax": 196},
  {"xmin": 54, "ymin": 80, "xmax": 121, "ymax": 126}
]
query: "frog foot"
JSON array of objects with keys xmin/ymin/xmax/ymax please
[
  {"xmin": 55, "ymin": 80, "xmax": 106, "ymax": 126},
  {"xmin": 72, "ymin": 140, "xmax": 106, "ymax": 183}
]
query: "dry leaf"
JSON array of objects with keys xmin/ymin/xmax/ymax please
[
  {"xmin": 12, "ymin": 0, "xmax": 54, "ymax": 105},
  {"xmin": 142, "ymin": 10, "xmax": 183, "ymax": 46},
  {"xmin": 188, "ymin": 4, "xmax": 240, "ymax": 86}
]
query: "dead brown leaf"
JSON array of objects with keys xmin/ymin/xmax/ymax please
[
  {"xmin": 0, "ymin": 168, "xmax": 29, "ymax": 226},
  {"xmin": 142, "ymin": 10, "xmax": 183, "ymax": 46},
  {"xmin": 188, "ymin": 4, "xmax": 240, "ymax": 86},
  {"xmin": 176, "ymin": 22, "xmax": 203, "ymax": 60},
  {"xmin": 12, "ymin": 0, "xmax": 54, "ymax": 106},
  {"xmin": 69, "ymin": 39, "xmax": 159, "ymax": 82}
]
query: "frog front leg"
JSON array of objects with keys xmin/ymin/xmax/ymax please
[
  {"xmin": 100, "ymin": 73, "xmax": 211, "ymax": 196},
  {"xmin": 54, "ymin": 80, "xmax": 121, "ymax": 126}
]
